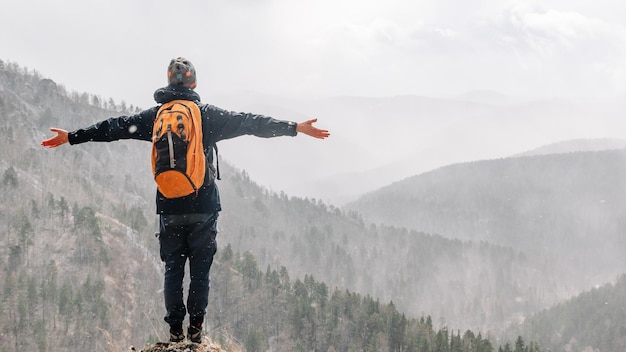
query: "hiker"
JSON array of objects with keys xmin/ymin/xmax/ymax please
[{"xmin": 41, "ymin": 57, "xmax": 330, "ymax": 343}]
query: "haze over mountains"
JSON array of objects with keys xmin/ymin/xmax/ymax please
[
  {"xmin": 347, "ymin": 147, "xmax": 626, "ymax": 285},
  {"xmin": 212, "ymin": 90, "xmax": 626, "ymax": 205},
  {"xmin": 2, "ymin": 60, "xmax": 626, "ymax": 351}
]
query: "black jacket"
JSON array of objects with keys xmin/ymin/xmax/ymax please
[{"xmin": 68, "ymin": 85, "xmax": 298, "ymax": 214}]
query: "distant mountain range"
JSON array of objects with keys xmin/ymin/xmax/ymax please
[
  {"xmin": 515, "ymin": 138, "xmax": 626, "ymax": 157},
  {"xmin": 212, "ymin": 90, "xmax": 626, "ymax": 205}
]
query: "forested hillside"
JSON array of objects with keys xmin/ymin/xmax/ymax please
[
  {"xmin": 505, "ymin": 274, "xmax": 626, "ymax": 352},
  {"xmin": 216, "ymin": 170, "xmax": 565, "ymax": 331},
  {"xmin": 0, "ymin": 60, "xmax": 164, "ymax": 350},
  {"xmin": 0, "ymin": 59, "xmax": 588, "ymax": 351},
  {"xmin": 205, "ymin": 248, "xmax": 547, "ymax": 352},
  {"xmin": 346, "ymin": 150, "xmax": 626, "ymax": 291}
]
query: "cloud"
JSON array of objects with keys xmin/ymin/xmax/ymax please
[
  {"xmin": 2, "ymin": 0, "xmax": 625, "ymax": 103},
  {"xmin": 469, "ymin": 2, "xmax": 626, "ymax": 97},
  {"xmin": 484, "ymin": 2, "xmax": 626, "ymax": 54},
  {"xmin": 281, "ymin": 1, "xmax": 626, "ymax": 98}
]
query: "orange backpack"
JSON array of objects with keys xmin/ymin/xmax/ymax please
[{"xmin": 151, "ymin": 100, "xmax": 205, "ymax": 198}]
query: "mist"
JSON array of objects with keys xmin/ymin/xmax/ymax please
[
  {"xmin": 4, "ymin": 1, "xmax": 625, "ymax": 204},
  {"xmin": 2, "ymin": 1, "xmax": 626, "ymax": 350}
]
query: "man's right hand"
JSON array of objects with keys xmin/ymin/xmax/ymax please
[{"xmin": 41, "ymin": 128, "xmax": 69, "ymax": 148}]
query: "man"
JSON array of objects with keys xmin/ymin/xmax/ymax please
[{"xmin": 41, "ymin": 57, "xmax": 330, "ymax": 344}]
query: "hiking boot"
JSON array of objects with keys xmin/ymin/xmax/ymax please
[
  {"xmin": 188, "ymin": 325, "xmax": 202, "ymax": 343},
  {"xmin": 169, "ymin": 327, "xmax": 185, "ymax": 343}
]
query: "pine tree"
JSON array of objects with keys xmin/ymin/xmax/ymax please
[
  {"xmin": 514, "ymin": 336, "xmax": 525, "ymax": 352},
  {"xmin": 2, "ymin": 166, "xmax": 18, "ymax": 187}
]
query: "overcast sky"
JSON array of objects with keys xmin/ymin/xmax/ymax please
[{"xmin": 2, "ymin": 0, "xmax": 625, "ymax": 109}]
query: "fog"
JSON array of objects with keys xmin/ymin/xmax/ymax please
[
  {"xmin": 3, "ymin": 3, "xmax": 626, "ymax": 349},
  {"xmin": 3, "ymin": 0, "xmax": 626, "ymax": 203}
]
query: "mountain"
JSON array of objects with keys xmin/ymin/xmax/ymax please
[
  {"xmin": 453, "ymin": 89, "xmax": 519, "ymax": 106},
  {"xmin": 345, "ymin": 149, "xmax": 626, "ymax": 293},
  {"xmin": 514, "ymin": 138, "xmax": 626, "ymax": 157},
  {"xmin": 211, "ymin": 163, "xmax": 560, "ymax": 332},
  {"xmin": 0, "ymin": 60, "xmax": 165, "ymax": 351},
  {"xmin": 211, "ymin": 93, "xmax": 492, "ymax": 204},
  {"xmin": 0, "ymin": 59, "xmax": 603, "ymax": 351},
  {"xmin": 212, "ymin": 91, "xmax": 626, "ymax": 205},
  {"xmin": 506, "ymin": 274, "xmax": 626, "ymax": 352}
]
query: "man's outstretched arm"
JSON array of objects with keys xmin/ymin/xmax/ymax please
[{"xmin": 296, "ymin": 118, "xmax": 330, "ymax": 139}]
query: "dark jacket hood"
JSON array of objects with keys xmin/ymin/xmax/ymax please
[{"xmin": 154, "ymin": 85, "xmax": 201, "ymax": 105}]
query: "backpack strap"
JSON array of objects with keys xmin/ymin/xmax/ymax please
[
  {"xmin": 204, "ymin": 143, "xmax": 221, "ymax": 181},
  {"xmin": 197, "ymin": 102, "xmax": 221, "ymax": 181},
  {"xmin": 212, "ymin": 143, "xmax": 221, "ymax": 181}
]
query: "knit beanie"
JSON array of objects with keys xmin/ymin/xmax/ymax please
[{"xmin": 167, "ymin": 57, "xmax": 196, "ymax": 89}]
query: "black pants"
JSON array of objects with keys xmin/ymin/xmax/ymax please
[{"xmin": 158, "ymin": 213, "xmax": 218, "ymax": 327}]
